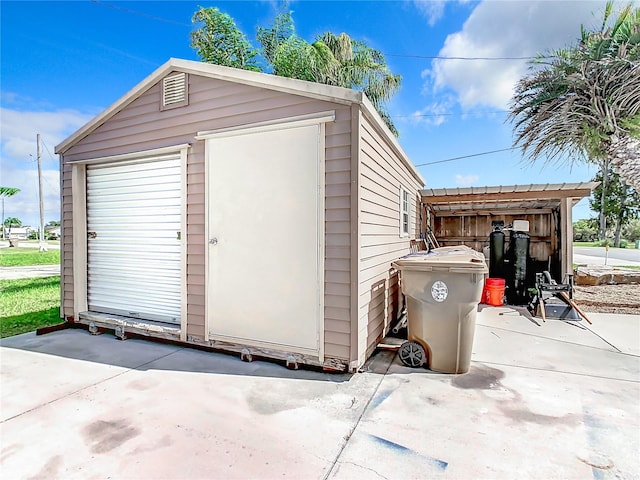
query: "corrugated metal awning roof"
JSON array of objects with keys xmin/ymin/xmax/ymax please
[{"xmin": 421, "ymin": 182, "xmax": 599, "ymax": 214}]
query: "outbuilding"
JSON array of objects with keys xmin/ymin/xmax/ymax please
[
  {"xmin": 56, "ymin": 58, "xmax": 425, "ymax": 372},
  {"xmin": 421, "ymin": 183, "xmax": 597, "ymax": 286}
]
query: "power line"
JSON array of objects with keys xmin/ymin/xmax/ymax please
[
  {"xmin": 415, "ymin": 147, "xmax": 518, "ymax": 167},
  {"xmin": 90, "ymin": 0, "xmax": 191, "ymax": 27},
  {"xmin": 86, "ymin": 1, "xmax": 523, "ymax": 168},
  {"xmin": 385, "ymin": 53, "xmax": 551, "ymax": 61},
  {"xmin": 40, "ymin": 139, "xmax": 62, "ymax": 192},
  {"xmin": 88, "ymin": 1, "xmax": 552, "ymax": 62},
  {"xmin": 393, "ymin": 110, "xmax": 509, "ymax": 118}
]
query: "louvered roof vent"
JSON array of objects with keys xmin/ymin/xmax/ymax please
[{"xmin": 162, "ymin": 72, "xmax": 188, "ymax": 109}]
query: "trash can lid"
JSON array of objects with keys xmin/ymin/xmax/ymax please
[{"xmin": 392, "ymin": 245, "xmax": 488, "ymax": 273}]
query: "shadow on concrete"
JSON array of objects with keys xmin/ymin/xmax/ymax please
[{"xmin": 0, "ymin": 328, "xmax": 355, "ymax": 383}]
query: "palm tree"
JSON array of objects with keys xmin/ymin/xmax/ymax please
[
  {"xmin": 3, "ymin": 217, "xmax": 22, "ymax": 244},
  {"xmin": 319, "ymin": 32, "xmax": 401, "ymax": 136},
  {"xmin": 191, "ymin": 7, "xmax": 261, "ymax": 72},
  {"xmin": 258, "ymin": 13, "xmax": 401, "ymax": 135},
  {"xmin": 1, "ymin": 187, "xmax": 20, "ymax": 240},
  {"xmin": 508, "ymin": 2, "xmax": 640, "ymax": 239}
]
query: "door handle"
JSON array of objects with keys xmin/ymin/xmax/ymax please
[{"xmin": 209, "ymin": 237, "xmax": 218, "ymax": 245}]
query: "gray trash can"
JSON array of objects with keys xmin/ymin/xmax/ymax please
[{"xmin": 392, "ymin": 246, "xmax": 488, "ymax": 374}]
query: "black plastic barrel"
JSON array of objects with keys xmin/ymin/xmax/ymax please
[
  {"xmin": 507, "ymin": 231, "xmax": 530, "ymax": 304},
  {"xmin": 489, "ymin": 230, "xmax": 505, "ymax": 279}
]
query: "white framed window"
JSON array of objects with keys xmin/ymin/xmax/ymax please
[{"xmin": 399, "ymin": 186, "xmax": 411, "ymax": 237}]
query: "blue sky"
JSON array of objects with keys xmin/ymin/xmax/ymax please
[{"xmin": 1, "ymin": 0, "xmax": 623, "ymax": 227}]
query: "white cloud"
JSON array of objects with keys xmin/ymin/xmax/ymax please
[
  {"xmin": 1, "ymin": 107, "xmax": 92, "ymax": 159},
  {"xmin": 426, "ymin": 0, "xmax": 612, "ymax": 109},
  {"xmin": 405, "ymin": 95, "xmax": 456, "ymax": 127},
  {"xmin": 412, "ymin": 0, "xmax": 447, "ymax": 26},
  {"xmin": 1, "ymin": 102, "xmax": 93, "ymax": 226},
  {"xmin": 455, "ymin": 173, "xmax": 479, "ymax": 186}
]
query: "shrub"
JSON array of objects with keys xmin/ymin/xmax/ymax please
[
  {"xmin": 573, "ymin": 218, "xmax": 598, "ymax": 242},
  {"xmin": 623, "ymin": 219, "xmax": 640, "ymax": 242}
]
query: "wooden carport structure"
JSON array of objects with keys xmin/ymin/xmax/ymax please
[{"xmin": 421, "ymin": 182, "xmax": 598, "ymax": 283}]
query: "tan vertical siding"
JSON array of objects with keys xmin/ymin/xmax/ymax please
[
  {"xmin": 60, "ymin": 163, "xmax": 74, "ymax": 318},
  {"xmin": 60, "ymin": 72, "xmax": 352, "ymax": 360},
  {"xmin": 357, "ymin": 115, "xmax": 423, "ymax": 361},
  {"xmin": 323, "ymin": 108, "xmax": 352, "ymax": 360},
  {"xmin": 185, "ymin": 144, "xmax": 206, "ymax": 339}
]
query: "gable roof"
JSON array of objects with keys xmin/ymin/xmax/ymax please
[{"xmin": 55, "ymin": 58, "xmax": 424, "ymax": 185}]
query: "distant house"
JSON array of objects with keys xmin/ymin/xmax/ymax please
[
  {"xmin": 45, "ymin": 225, "xmax": 61, "ymax": 239},
  {"xmin": 6, "ymin": 227, "xmax": 31, "ymax": 240},
  {"xmin": 56, "ymin": 58, "xmax": 425, "ymax": 371}
]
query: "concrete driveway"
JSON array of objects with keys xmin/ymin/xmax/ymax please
[{"xmin": 1, "ymin": 308, "xmax": 638, "ymax": 479}]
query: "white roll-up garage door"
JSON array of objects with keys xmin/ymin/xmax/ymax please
[{"xmin": 86, "ymin": 154, "xmax": 182, "ymax": 324}]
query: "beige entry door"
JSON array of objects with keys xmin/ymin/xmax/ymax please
[{"xmin": 206, "ymin": 122, "xmax": 324, "ymax": 355}]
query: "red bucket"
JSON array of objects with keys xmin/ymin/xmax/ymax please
[{"xmin": 483, "ymin": 278, "xmax": 505, "ymax": 306}]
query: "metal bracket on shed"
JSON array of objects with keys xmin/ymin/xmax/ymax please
[
  {"xmin": 114, "ymin": 325, "xmax": 127, "ymax": 341},
  {"xmin": 88, "ymin": 322, "xmax": 102, "ymax": 335},
  {"xmin": 286, "ymin": 355, "xmax": 299, "ymax": 370},
  {"xmin": 240, "ymin": 348, "xmax": 253, "ymax": 363}
]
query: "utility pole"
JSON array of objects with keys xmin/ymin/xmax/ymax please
[{"xmin": 37, "ymin": 133, "xmax": 48, "ymax": 252}]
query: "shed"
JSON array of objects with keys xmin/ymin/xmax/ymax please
[
  {"xmin": 55, "ymin": 58, "xmax": 425, "ymax": 372},
  {"xmin": 421, "ymin": 182, "xmax": 597, "ymax": 284}
]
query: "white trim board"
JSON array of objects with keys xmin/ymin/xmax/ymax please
[{"xmin": 195, "ymin": 111, "xmax": 335, "ymax": 140}]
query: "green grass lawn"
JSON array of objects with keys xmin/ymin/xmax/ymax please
[
  {"xmin": 0, "ymin": 247, "xmax": 60, "ymax": 266},
  {"xmin": 0, "ymin": 276, "xmax": 62, "ymax": 338}
]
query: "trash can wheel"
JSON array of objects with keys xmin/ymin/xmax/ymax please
[{"xmin": 399, "ymin": 341, "xmax": 427, "ymax": 368}]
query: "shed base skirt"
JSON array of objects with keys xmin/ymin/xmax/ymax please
[
  {"xmin": 78, "ymin": 311, "xmax": 181, "ymax": 340},
  {"xmin": 73, "ymin": 312, "xmax": 350, "ymax": 372}
]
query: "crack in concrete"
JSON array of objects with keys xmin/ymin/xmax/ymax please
[
  {"xmin": 479, "ymin": 360, "xmax": 640, "ymax": 384},
  {"xmin": 321, "ymin": 353, "xmax": 395, "ymax": 480},
  {"xmin": 478, "ymin": 323, "xmax": 627, "ymax": 354},
  {"xmin": 339, "ymin": 461, "xmax": 389, "ymax": 480}
]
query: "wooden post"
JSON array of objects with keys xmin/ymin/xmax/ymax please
[{"xmin": 560, "ymin": 197, "xmax": 572, "ymax": 281}]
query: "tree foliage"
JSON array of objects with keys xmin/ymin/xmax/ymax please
[
  {"xmin": 509, "ymin": 2, "xmax": 639, "ymax": 240},
  {"xmin": 192, "ymin": 8, "xmax": 401, "ymax": 135},
  {"xmin": 622, "ymin": 218, "xmax": 640, "ymax": 242},
  {"xmin": 256, "ymin": 14, "xmax": 401, "ymax": 134},
  {"xmin": 509, "ymin": 2, "xmax": 640, "ymax": 168},
  {"xmin": 190, "ymin": 7, "xmax": 261, "ymax": 71},
  {"xmin": 3, "ymin": 217, "xmax": 22, "ymax": 228},
  {"xmin": 3, "ymin": 217, "xmax": 22, "ymax": 239},
  {"xmin": 589, "ymin": 167, "xmax": 640, "ymax": 246},
  {"xmin": 0, "ymin": 187, "xmax": 20, "ymax": 198},
  {"xmin": 573, "ymin": 218, "xmax": 599, "ymax": 242}
]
